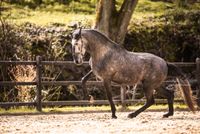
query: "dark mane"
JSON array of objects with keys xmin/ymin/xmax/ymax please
[{"xmin": 83, "ymin": 29, "xmax": 119, "ymax": 46}]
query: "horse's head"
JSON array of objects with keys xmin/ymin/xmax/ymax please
[{"xmin": 71, "ymin": 28, "xmax": 88, "ymax": 65}]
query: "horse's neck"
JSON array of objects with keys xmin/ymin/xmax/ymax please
[
  {"xmin": 91, "ymin": 43, "xmax": 110, "ymax": 60},
  {"xmin": 85, "ymin": 30, "xmax": 117, "ymax": 61},
  {"xmin": 88, "ymin": 40, "xmax": 113, "ymax": 63}
]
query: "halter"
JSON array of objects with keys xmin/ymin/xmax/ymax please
[
  {"xmin": 79, "ymin": 35, "xmax": 85, "ymax": 57},
  {"xmin": 72, "ymin": 32, "xmax": 85, "ymax": 58}
]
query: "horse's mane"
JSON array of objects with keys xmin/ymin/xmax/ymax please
[{"xmin": 83, "ymin": 29, "xmax": 119, "ymax": 46}]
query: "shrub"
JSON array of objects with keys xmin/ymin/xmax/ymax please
[{"xmin": 126, "ymin": 10, "xmax": 200, "ymax": 62}]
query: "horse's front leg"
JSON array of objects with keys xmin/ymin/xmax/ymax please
[
  {"xmin": 103, "ymin": 79, "xmax": 117, "ymax": 119},
  {"xmin": 81, "ymin": 70, "xmax": 93, "ymax": 100}
]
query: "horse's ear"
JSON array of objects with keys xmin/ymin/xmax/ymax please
[
  {"xmin": 68, "ymin": 32, "xmax": 73, "ymax": 39},
  {"xmin": 78, "ymin": 27, "xmax": 82, "ymax": 36}
]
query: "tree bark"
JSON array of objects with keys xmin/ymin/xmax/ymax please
[{"xmin": 94, "ymin": 0, "xmax": 138, "ymax": 45}]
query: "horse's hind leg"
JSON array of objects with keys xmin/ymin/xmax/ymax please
[
  {"xmin": 128, "ymin": 84, "xmax": 155, "ymax": 118},
  {"xmin": 81, "ymin": 70, "xmax": 93, "ymax": 100},
  {"xmin": 162, "ymin": 89, "xmax": 174, "ymax": 118}
]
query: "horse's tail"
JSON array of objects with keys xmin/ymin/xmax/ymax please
[{"xmin": 167, "ymin": 62, "xmax": 196, "ymax": 112}]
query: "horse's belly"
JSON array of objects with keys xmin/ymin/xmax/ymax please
[{"xmin": 112, "ymin": 72, "xmax": 141, "ymax": 85}]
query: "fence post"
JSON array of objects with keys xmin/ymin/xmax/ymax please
[
  {"xmin": 36, "ymin": 56, "xmax": 42, "ymax": 112},
  {"xmin": 196, "ymin": 57, "xmax": 200, "ymax": 107},
  {"xmin": 120, "ymin": 86, "xmax": 126, "ymax": 108}
]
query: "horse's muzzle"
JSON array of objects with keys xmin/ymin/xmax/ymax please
[{"xmin": 74, "ymin": 58, "xmax": 83, "ymax": 65}]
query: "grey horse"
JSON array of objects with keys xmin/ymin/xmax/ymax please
[{"xmin": 71, "ymin": 28, "xmax": 195, "ymax": 119}]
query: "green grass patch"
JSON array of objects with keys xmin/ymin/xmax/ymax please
[
  {"xmin": 0, "ymin": 104, "xmax": 188, "ymax": 115},
  {"xmin": 0, "ymin": 107, "xmax": 37, "ymax": 114},
  {"xmin": 2, "ymin": 8, "xmax": 94, "ymax": 26},
  {"xmin": 135, "ymin": 0, "xmax": 174, "ymax": 15},
  {"xmin": 1, "ymin": 1, "xmax": 95, "ymax": 26},
  {"xmin": 1, "ymin": 0, "xmax": 199, "ymax": 27}
]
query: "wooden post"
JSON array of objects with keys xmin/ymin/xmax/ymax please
[
  {"xmin": 120, "ymin": 86, "xmax": 126, "ymax": 108},
  {"xmin": 36, "ymin": 56, "xmax": 42, "ymax": 112},
  {"xmin": 196, "ymin": 57, "xmax": 200, "ymax": 107}
]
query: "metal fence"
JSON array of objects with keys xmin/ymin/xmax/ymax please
[{"xmin": 0, "ymin": 56, "xmax": 200, "ymax": 111}]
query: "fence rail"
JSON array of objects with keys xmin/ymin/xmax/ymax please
[{"xmin": 0, "ymin": 56, "xmax": 200, "ymax": 111}]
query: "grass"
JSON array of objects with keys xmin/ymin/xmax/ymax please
[
  {"xmin": 1, "ymin": 7, "xmax": 94, "ymax": 27},
  {"xmin": 1, "ymin": 1, "xmax": 95, "ymax": 27},
  {"xmin": 0, "ymin": 104, "xmax": 188, "ymax": 115},
  {"xmin": 2, "ymin": 0, "xmax": 200, "ymax": 27},
  {"xmin": 0, "ymin": 0, "xmax": 177, "ymax": 25}
]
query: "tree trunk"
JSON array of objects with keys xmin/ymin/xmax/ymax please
[{"xmin": 94, "ymin": 0, "xmax": 138, "ymax": 45}]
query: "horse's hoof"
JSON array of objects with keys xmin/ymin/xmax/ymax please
[
  {"xmin": 163, "ymin": 113, "xmax": 173, "ymax": 118},
  {"xmin": 128, "ymin": 113, "xmax": 136, "ymax": 119},
  {"xmin": 112, "ymin": 115, "xmax": 117, "ymax": 119},
  {"xmin": 163, "ymin": 114, "xmax": 169, "ymax": 118}
]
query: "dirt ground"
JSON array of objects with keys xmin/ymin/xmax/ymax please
[{"xmin": 1, "ymin": 111, "xmax": 200, "ymax": 134}]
